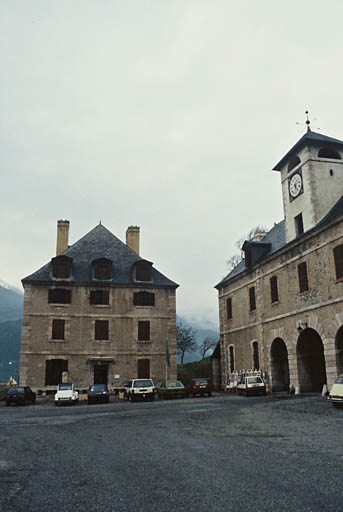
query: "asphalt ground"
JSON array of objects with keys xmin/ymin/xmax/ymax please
[{"xmin": 0, "ymin": 392, "xmax": 342, "ymax": 512}]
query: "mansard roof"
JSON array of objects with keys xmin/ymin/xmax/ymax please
[
  {"xmin": 22, "ymin": 224, "xmax": 178, "ymax": 289},
  {"xmin": 273, "ymin": 129, "xmax": 343, "ymax": 171},
  {"xmin": 215, "ymin": 194, "xmax": 343, "ymax": 290}
]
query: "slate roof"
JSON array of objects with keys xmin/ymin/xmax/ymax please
[
  {"xmin": 22, "ymin": 224, "xmax": 179, "ymax": 288},
  {"xmin": 273, "ymin": 129, "xmax": 343, "ymax": 171},
  {"xmin": 215, "ymin": 194, "xmax": 343, "ymax": 290}
]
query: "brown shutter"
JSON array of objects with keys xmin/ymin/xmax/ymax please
[
  {"xmin": 52, "ymin": 319, "xmax": 65, "ymax": 339},
  {"xmin": 334, "ymin": 244, "xmax": 343, "ymax": 279},
  {"xmin": 270, "ymin": 276, "xmax": 278, "ymax": 303},
  {"xmin": 95, "ymin": 320, "xmax": 109, "ymax": 340},
  {"xmin": 137, "ymin": 359, "xmax": 150, "ymax": 378},
  {"xmin": 226, "ymin": 298, "xmax": 232, "ymax": 319},
  {"xmin": 138, "ymin": 321, "xmax": 150, "ymax": 340},
  {"xmin": 249, "ymin": 287, "xmax": 256, "ymax": 311}
]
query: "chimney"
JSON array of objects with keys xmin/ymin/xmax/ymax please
[
  {"xmin": 126, "ymin": 226, "xmax": 140, "ymax": 255},
  {"xmin": 252, "ymin": 231, "xmax": 268, "ymax": 242},
  {"xmin": 56, "ymin": 220, "xmax": 70, "ymax": 256}
]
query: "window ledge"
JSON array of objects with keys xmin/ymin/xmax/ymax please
[
  {"xmin": 91, "ymin": 304, "xmax": 110, "ymax": 308},
  {"xmin": 49, "ymin": 304, "xmax": 70, "ymax": 307},
  {"xmin": 49, "ymin": 339, "xmax": 67, "ymax": 342},
  {"xmin": 138, "ymin": 340, "xmax": 152, "ymax": 343},
  {"xmin": 271, "ymin": 301, "xmax": 280, "ymax": 306}
]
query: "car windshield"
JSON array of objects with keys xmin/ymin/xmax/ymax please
[
  {"xmin": 248, "ymin": 377, "xmax": 263, "ymax": 384},
  {"xmin": 194, "ymin": 379, "xmax": 208, "ymax": 385},
  {"xmin": 134, "ymin": 380, "xmax": 152, "ymax": 388},
  {"xmin": 58, "ymin": 384, "xmax": 72, "ymax": 390},
  {"xmin": 167, "ymin": 381, "xmax": 183, "ymax": 388},
  {"xmin": 90, "ymin": 384, "xmax": 107, "ymax": 391},
  {"xmin": 335, "ymin": 376, "xmax": 343, "ymax": 384},
  {"xmin": 8, "ymin": 387, "xmax": 24, "ymax": 394}
]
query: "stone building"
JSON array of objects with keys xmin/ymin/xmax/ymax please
[
  {"xmin": 214, "ymin": 127, "xmax": 343, "ymax": 393},
  {"xmin": 19, "ymin": 221, "xmax": 178, "ymax": 392}
]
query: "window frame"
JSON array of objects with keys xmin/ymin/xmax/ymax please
[
  {"xmin": 48, "ymin": 288, "xmax": 71, "ymax": 304},
  {"xmin": 249, "ymin": 286, "xmax": 256, "ymax": 311},
  {"xmin": 226, "ymin": 297, "xmax": 232, "ymax": 320},
  {"xmin": 298, "ymin": 261, "xmax": 309, "ymax": 293},
  {"xmin": 270, "ymin": 276, "xmax": 279, "ymax": 304},
  {"xmin": 133, "ymin": 291, "xmax": 155, "ymax": 307},
  {"xmin": 138, "ymin": 321, "xmax": 150, "ymax": 341},
  {"xmin": 94, "ymin": 320, "xmax": 109, "ymax": 341},
  {"xmin": 51, "ymin": 319, "xmax": 65, "ymax": 340},
  {"xmin": 333, "ymin": 244, "xmax": 343, "ymax": 280}
]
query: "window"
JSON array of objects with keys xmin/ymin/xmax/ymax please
[
  {"xmin": 137, "ymin": 359, "xmax": 150, "ymax": 378},
  {"xmin": 133, "ymin": 291, "xmax": 155, "ymax": 306},
  {"xmin": 252, "ymin": 342, "xmax": 259, "ymax": 370},
  {"xmin": 270, "ymin": 276, "xmax": 278, "ymax": 303},
  {"xmin": 226, "ymin": 298, "xmax": 232, "ymax": 319},
  {"xmin": 93, "ymin": 259, "xmax": 112, "ymax": 280},
  {"xmin": 95, "ymin": 320, "xmax": 109, "ymax": 340},
  {"xmin": 318, "ymin": 147, "xmax": 341, "ymax": 159},
  {"xmin": 52, "ymin": 256, "xmax": 72, "ymax": 278},
  {"xmin": 298, "ymin": 262, "xmax": 309, "ymax": 292},
  {"xmin": 229, "ymin": 346, "xmax": 234, "ymax": 373},
  {"xmin": 288, "ymin": 155, "xmax": 301, "ymax": 173},
  {"xmin": 334, "ymin": 244, "xmax": 343, "ymax": 279},
  {"xmin": 295, "ymin": 213, "xmax": 304, "ymax": 236},
  {"xmin": 249, "ymin": 287, "xmax": 256, "ymax": 311},
  {"xmin": 135, "ymin": 261, "xmax": 152, "ymax": 281},
  {"xmin": 138, "ymin": 321, "xmax": 150, "ymax": 341},
  {"xmin": 48, "ymin": 288, "xmax": 71, "ymax": 304},
  {"xmin": 52, "ymin": 319, "xmax": 65, "ymax": 340},
  {"xmin": 45, "ymin": 359, "xmax": 68, "ymax": 385},
  {"xmin": 90, "ymin": 290, "xmax": 109, "ymax": 305}
]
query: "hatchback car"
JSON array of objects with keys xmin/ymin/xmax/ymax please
[
  {"xmin": 87, "ymin": 384, "xmax": 109, "ymax": 404},
  {"xmin": 157, "ymin": 380, "xmax": 187, "ymax": 399},
  {"xmin": 327, "ymin": 375, "xmax": 343, "ymax": 408},
  {"xmin": 5, "ymin": 386, "xmax": 36, "ymax": 406},
  {"xmin": 187, "ymin": 378, "xmax": 212, "ymax": 397},
  {"xmin": 237, "ymin": 376, "xmax": 266, "ymax": 397}
]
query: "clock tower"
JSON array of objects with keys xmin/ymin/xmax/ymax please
[{"xmin": 273, "ymin": 126, "xmax": 343, "ymax": 242}]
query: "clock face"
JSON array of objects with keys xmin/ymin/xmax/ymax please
[{"xmin": 289, "ymin": 172, "xmax": 303, "ymax": 198}]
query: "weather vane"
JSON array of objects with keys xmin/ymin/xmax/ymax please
[{"xmin": 296, "ymin": 110, "xmax": 320, "ymax": 132}]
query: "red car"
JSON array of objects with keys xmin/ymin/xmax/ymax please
[{"xmin": 187, "ymin": 378, "xmax": 212, "ymax": 397}]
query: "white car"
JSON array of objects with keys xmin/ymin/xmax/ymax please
[
  {"xmin": 124, "ymin": 379, "xmax": 155, "ymax": 402},
  {"xmin": 327, "ymin": 375, "xmax": 343, "ymax": 408},
  {"xmin": 55, "ymin": 383, "xmax": 79, "ymax": 406},
  {"xmin": 237, "ymin": 375, "xmax": 266, "ymax": 397}
]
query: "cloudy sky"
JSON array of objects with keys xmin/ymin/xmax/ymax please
[{"xmin": 2, "ymin": 1, "xmax": 343, "ymax": 328}]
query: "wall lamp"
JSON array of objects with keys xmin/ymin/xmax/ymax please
[{"xmin": 297, "ymin": 322, "xmax": 308, "ymax": 333}]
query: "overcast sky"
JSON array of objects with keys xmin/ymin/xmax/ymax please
[{"xmin": 2, "ymin": 1, "xmax": 343, "ymax": 328}]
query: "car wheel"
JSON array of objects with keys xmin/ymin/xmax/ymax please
[
  {"xmin": 55, "ymin": 402, "xmax": 58, "ymax": 406},
  {"xmin": 208, "ymin": 392, "xmax": 212, "ymax": 397},
  {"xmin": 6, "ymin": 402, "xmax": 9, "ymax": 406}
]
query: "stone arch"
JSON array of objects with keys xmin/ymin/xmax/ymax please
[
  {"xmin": 270, "ymin": 338, "xmax": 290, "ymax": 392},
  {"xmin": 335, "ymin": 326, "xmax": 343, "ymax": 375},
  {"xmin": 297, "ymin": 328, "xmax": 327, "ymax": 392}
]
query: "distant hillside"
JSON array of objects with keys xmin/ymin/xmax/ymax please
[
  {"xmin": 0, "ymin": 319, "xmax": 22, "ymax": 382},
  {"xmin": 0, "ymin": 284, "xmax": 23, "ymax": 322},
  {"xmin": 177, "ymin": 315, "xmax": 219, "ymax": 364},
  {"xmin": 0, "ymin": 283, "xmax": 23, "ymax": 382}
]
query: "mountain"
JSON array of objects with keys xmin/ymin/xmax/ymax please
[
  {"xmin": 177, "ymin": 315, "xmax": 219, "ymax": 364},
  {"xmin": 0, "ymin": 282, "xmax": 23, "ymax": 382}
]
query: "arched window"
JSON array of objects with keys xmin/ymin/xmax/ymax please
[
  {"xmin": 288, "ymin": 155, "xmax": 301, "ymax": 173},
  {"xmin": 318, "ymin": 147, "xmax": 341, "ymax": 159},
  {"xmin": 93, "ymin": 258, "xmax": 112, "ymax": 280},
  {"xmin": 51, "ymin": 256, "xmax": 72, "ymax": 279}
]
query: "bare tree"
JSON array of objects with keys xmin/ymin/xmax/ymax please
[
  {"xmin": 198, "ymin": 336, "xmax": 218, "ymax": 359},
  {"xmin": 226, "ymin": 225, "xmax": 268, "ymax": 271},
  {"xmin": 176, "ymin": 322, "xmax": 197, "ymax": 364}
]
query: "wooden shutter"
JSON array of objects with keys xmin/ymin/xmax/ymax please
[
  {"xmin": 138, "ymin": 321, "xmax": 150, "ymax": 341},
  {"xmin": 52, "ymin": 319, "xmax": 65, "ymax": 339},
  {"xmin": 270, "ymin": 276, "xmax": 278, "ymax": 303},
  {"xmin": 334, "ymin": 244, "xmax": 343, "ymax": 279},
  {"xmin": 137, "ymin": 359, "xmax": 150, "ymax": 378},
  {"xmin": 95, "ymin": 320, "xmax": 109, "ymax": 340},
  {"xmin": 249, "ymin": 287, "xmax": 256, "ymax": 311},
  {"xmin": 226, "ymin": 298, "xmax": 232, "ymax": 319}
]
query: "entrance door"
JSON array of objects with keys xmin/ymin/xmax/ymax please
[
  {"xmin": 137, "ymin": 359, "xmax": 150, "ymax": 378},
  {"xmin": 270, "ymin": 338, "xmax": 290, "ymax": 392},
  {"xmin": 297, "ymin": 328, "xmax": 326, "ymax": 392},
  {"xmin": 94, "ymin": 364, "xmax": 108, "ymax": 385}
]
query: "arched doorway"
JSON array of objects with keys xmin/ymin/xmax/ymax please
[
  {"xmin": 335, "ymin": 326, "xmax": 343, "ymax": 375},
  {"xmin": 297, "ymin": 328, "xmax": 326, "ymax": 392},
  {"xmin": 270, "ymin": 338, "xmax": 290, "ymax": 392}
]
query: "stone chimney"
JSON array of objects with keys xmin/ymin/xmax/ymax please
[
  {"xmin": 126, "ymin": 226, "xmax": 140, "ymax": 255},
  {"xmin": 252, "ymin": 231, "xmax": 268, "ymax": 242},
  {"xmin": 56, "ymin": 220, "xmax": 70, "ymax": 256}
]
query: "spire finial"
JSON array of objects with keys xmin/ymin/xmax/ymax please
[{"xmin": 305, "ymin": 110, "xmax": 311, "ymax": 132}]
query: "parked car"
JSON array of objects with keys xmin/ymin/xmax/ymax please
[
  {"xmin": 237, "ymin": 375, "xmax": 266, "ymax": 397},
  {"xmin": 5, "ymin": 386, "xmax": 36, "ymax": 406},
  {"xmin": 87, "ymin": 384, "xmax": 109, "ymax": 404},
  {"xmin": 124, "ymin": 379, "xmax": 155, "ymax": 402},
  {"xmin": 187, "ymin": 378, "xmax": 212, "ymax": 397},
  {"xmin": 327, "ymin": 375, "xmax": 343, "ymax": 408},
  {"xmin": 55, "ymin": 383, "xmax": 78, "ymax": 406},
  {"xmin": 157, "ymin": 380, "xmax": 187, "ymax": 399}
]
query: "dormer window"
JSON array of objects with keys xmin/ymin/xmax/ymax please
[
  {"xmin": 51, "ymin": 256, "xmax": 72, "ymax": 279},
  {"xmin": 318, "ymin": 147, "xmax": 341, "ymax": 159},
  {"xmin": 288, "ymin": 155, "xmax": 301, "ymax": 173},
  {"xmin": 93, "ymin": 258, "xmax": 112, "ymax": 280},
  {"xmin": 135, "ymin": 260, "xmax": 152, "ymax": 282}
]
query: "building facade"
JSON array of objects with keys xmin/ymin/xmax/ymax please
[
  {"xmin": 20, "ymin": 221, "xmax": 178, "ymax": 392},
  {"xmin": 215, "ymin": 128, "xmax": 343, "ymax": 393}
]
